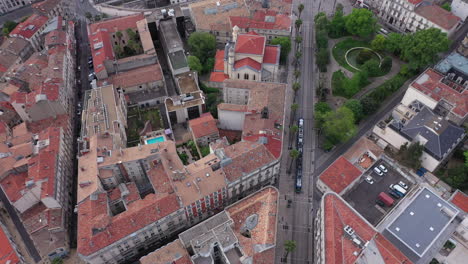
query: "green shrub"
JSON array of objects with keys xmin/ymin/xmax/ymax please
[
  {"xmin": 361, "ymin": 59, "xmax": 381, "ymax": 77},
  {"xmin": 381, "ymin": 56, "xmax": 392, "ymax": 72},
  {"xmin": 356, "ymin": 49, "xmax": 374, "ymax": 65}
]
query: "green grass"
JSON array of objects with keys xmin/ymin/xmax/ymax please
[
  {"xmin": 126, "ymin": 107, "xmax": 164, "ymax": 147},
  {"xmin": 332, "ymin": 70, "xmax": 369, "ymax": 98},
  {"xmin": 332, "ymin": 38, "xmax": 371, "ymax": 72}
]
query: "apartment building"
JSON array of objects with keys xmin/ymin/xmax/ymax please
[
  {"xmin": 0, "ymin": 114, "xmax": 74, "ymax": 259},
  {"xmin": 9, "ymin": 14, "xmax": 49, "ymax": 51},
  {"xmin": 0, "ymin": 220, "xmax": 24, "ymax": 264},
  {"xmin": 189, "ymin": 0, "xmax": 292, "ymax": 43},
  {"xmin": 373, "ymin": 0, "xmax": 461, "ymax": 36},
  {"xmin": 140, "ymin": 186, "xmax": 279, "ymax": 264},
  {"xmin": 0, "ymin": 0, "xmax": 33, "ymax": 15},
  {"xmin": 188, "ymin": 112, "xmax": 219, "ymax": 147},
  {"xmin": 209, "ymin": 29, "xmax": 280, "ymax": 85},
  {"xmin": 451, "ymin": 0, "xmax": 468, "ymax": 21}
]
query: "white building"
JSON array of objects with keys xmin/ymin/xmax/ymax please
[
  {"xmin": 452, "ymin": 0, "xmax": 468, "ymax": 21},
  {"xmin": 0, "ymin": 0, "xmax": 32, "ymax": 15}
]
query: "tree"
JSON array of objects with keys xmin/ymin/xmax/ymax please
[
  {"xmin": 295, "ymin": 51, "xmax": 302, "ymax": 60},
  {"xmin": 188, "ymin": 55, "xmax": 203, "ymax": 72},
  {"xmin": 397, "ymin": 142, "xmax": 424, "ymax": 170},
  {"xmin": 204, "ymin": 57, "xmax": 215, "ymax": 73},
  {"xmin": 328, "ymin": 4, "xmax": 347, "ymax": 38},
  {"xmin": 284, "ymin": 240, "xmax": 297, "ymax": 259},
  {"xmin": 291, "ymin": 103, "xmax": 299, "ymax": 115},
  {"xmin": 323, "ymin": 107, "xmax": 357, "ymax": 145},
  {"xmin": 289, "ymin": 149, "xmax": 300, "ymax": 173},
  {"xmin": 102, "ymin": 13, "xmax": 109, "ymax": 19},
  {"xmin": 316, "ymin": 30, "xmax": 328, "ymax": 49},
  {"xmin": 444, "ymin": 165, "xmax": 468, "ymax": 190},
  {"xmin": 400, "ymin": 28, "xmax": 449, "ymax": 70},
  {"xmin": 298, "ymin": 4, "xmax": 305, "ymax": 19},
  {"xmin": 294, "ymin": 70, "xmax": 301, "ymax": 80},
  {"xmin": 292, "ymin": 82, "xmax": 301, "ymax": 97},
  {"xmin": 381, "ymin": 56, "xmax": 392, "ymax": 72},
  {"xmin": 344, "ymin": 99, "xmax": 364, "ymax": 122},
  {"xmin": 114, "ymin": 45, "xmax": 124, "ymax": 58},
  {"xmin": 2, "ymin": 21, "xmax": 18, "ymax": 36},
  {"xmin": 295, "ymin": 36, "xmax": 303, "ymax": 45},
  {"xmin": 295, "ymin": 19, "xmax": 303, "ymax": 33},
  {"xmin": 94, "ymin": 14, "xmax": 101, "ymax": 21},
  {"xmin": 85, "ymin": 12, "xmax": 92, "ymax": 20},
  {"xmin": 116, "ymin": 30, "xmax": 123, "ymax": 40},
  {"xmin": 316, "ymin": 48, "xmax": 330, "ymax": 72},
  {"xmin": 290, "ymin": 124, "xmax": 299, "ymax": 135},
  {"xmin": 314, "ymin": 102, "xmax": 332, "ymax": 129},
  {"xmin": 385, "ymin": 32, "xmax": 404, "ymax": 55},
  {"xmin": 356, "ymin": 49, "xmax": 374, "ymax": 65},
  {"xmin": 371, "ymin": 34, "xmax": 387, "ymax": 51},
  {"xmin": 314, "ymin": 12, "xmax": 329, "ymax": 32},
  {"xmin": 188, "ymin": 32, "xmax": 216, "ymax": 64},
  {"xmin": 271, "ymin": 37, "xmax": 291, "ymax": 64},
  {"xmin": 360, "ymin": 96, "xmax": 379, "ymax": 116},
  {"xmin": 465, "ymin": 151, "xmax": 468, "ymax": 167},
  {"xmin": 361, "ymin": 59, "xmax": 381, "ymax": 77},
  {"xmin": 345, "ymin": 8, "xmax": 378, "ymax": 38},
  {"xmin": 126, "ymin": 28, "xmax": 137, "ymax": 41},
  {"xmin": 51, "ymin": 258, "xmax": 63, "ymax": 264},
  {"xmin": 441, "ymin": 3, "xmax": 451, "ymax": 11}
]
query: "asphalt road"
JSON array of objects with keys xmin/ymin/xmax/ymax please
[
  {"xmin": 0, "ymin": 5, "xmax": 32, "ymax": 26},
  {"xmin": 0, "ymin": 187, "xmax": 41, "ymax": 262}
]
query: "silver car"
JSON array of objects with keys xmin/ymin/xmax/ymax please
[
  {"xmin": 378, "ymin": 164, "xmax": 388, "ymax": 173},
  {"xmin": 398, "ymin": 181, "xmax": 408, "ymax": 190}
]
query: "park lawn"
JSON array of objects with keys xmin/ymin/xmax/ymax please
[
  {"xmin": 331, "ymin": 70, "xmax": 370, "ymax": 99},
  {"xmin": 332, "ymin": 38, "xmax": 371, "ymax": 72}
]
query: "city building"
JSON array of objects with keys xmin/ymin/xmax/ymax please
[
  {"xmin": 378, "ymin": 187, "xmax": 461, "ymax": 263},
  {"xmin": 188, "ymin": 112, "xmax": 219, "ymax": 147},
  {"xmin": 158, "ymin": 17, "xmax": 189, "ymax": 77},
  {"xmin": 0, "ymin": 0, "xmax": 33, "ymax": 15},
  {"xmin": 9, "ymin": 14, "xmax": 49, "ymax": 51},
  {"xmin": 140, "ymin": 186, "xmax": 279, "ymax": 264},
  {"xmin": 451, "ymin": 0, "xmax": 468, "ymax": 21},
  {"xmin": 0, "ymin": 220, "xmax": 24, "ymax": 264},
  {"xmin": 369, "ymin": 0, "xmax": 461, "ymax": 36},
  {"xmin": 32, "ymin": 0, "xmax": 66, "ymax": 19},
  {"xmin": 435, "ymin": 52, "xmax": 468, "ymax": 84},
  {"xmin": 458, "ymin": 34, "xmax": 468, "ymax": 57},
  {"xmin": 209, "ymin": 29, "xmax": 280, "ymax": 85},
  {"xmin": 316, "ymin": 156, "xmax": 363, "ymax": 195},
  {"xmin": 400, "ymin": 69, "xmax": 468, "ymax": 125},
  {"xmin": 450, "ymin": 190, "xmax": 468, "ymax": 214},
  {"xmin": 188, "ymin": 0, "xmax": 292, "ymax": 43},
  {"xmin": 218, "ymin": 80, "xmax": 286, "ymax": 159},
  {"xmin": 0, "ymin": 115, "xmax": 74, "ymax": 259},
  {"xmin": 0, "ymin": 37, "xmax": 34, "ymax": 76},
  {"xmin": 315, "ymin": 192, "xmax": 412, "ymax": 264}
]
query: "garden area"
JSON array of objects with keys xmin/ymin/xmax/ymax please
[
  {"xmin": 313, "ymin": 5, "xmax": 450, "ymax": 150},
  {"xmin": 113, "ymin": 28, "xmax": 143, "ymax": 59},
  {"xmin": 126, "ymin": 106, "xmax": 164, "ymax": 147}
]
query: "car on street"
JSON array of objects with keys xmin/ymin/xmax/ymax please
[
  {"xmin": 373, "ymin": 167, "xmax": 384, "ymax": 176},
  {"xmin": 88, "ymin": 72, "xmax": 96, "ymax": 81},
  {"xmin": 376, "ymin": 199, "xmax": 385, "ymax": 207},
  {"xmin": 378, "ymin": 164, "xmax": 388, "ymax": 173},
  {"xmin": 398, "ymin": 181, "xmax": 408, "ymax": 190},
  {"xmin": 388, "ymin": 190, "xmax": 400, "ymax": 199},
  {"xmin": 365, "ymin": 176, "xmax": 374, "ymax": 184}
]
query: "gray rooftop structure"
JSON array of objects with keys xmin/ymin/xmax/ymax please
[
  {"xmin": 435, "ymin": 52, "xmax": 468, "ymax": 81},
  {"xmin": 385, "ymin": 187, "xmax": 459, "ymax": 257},
  {"xmin": 159, "ymin": 18, "xmax": 184, "ymax": 54},
  {"xmin": 389, "ymin": 106, "xmax": 465, "ymax": 160}
]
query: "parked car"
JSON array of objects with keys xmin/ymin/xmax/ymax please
[
  {"xmin": 378, "ymin": 164, "xmax": 388, "ymax": 173},
  {"xmin": 376, "ymin": 199, "xmax": 385, "ymax": 207},
  {"xmin": 365, "ymin": 176, "xmax": 374, "ymax": 184},
  {"xmin": 373, "ymin": 167, "xmax": 384, "ymax": 176},
  {"xmin": 398, "ymin": 181, "xmax": 408, "ymax": 190},
  {"xmin": 388, "ymin": 190, "xmax": 400, "ymax": 199}
]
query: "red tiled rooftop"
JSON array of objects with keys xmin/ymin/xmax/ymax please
[
  {"xmin": 230, "ymin": 10, "xmax": 291, "ymax": 31},
  {"xmin": 323, "ymin": 193, "xmax": 412, "ymax": 264},
  {"xmin": 415, "ymin": 5, "xmax": 461, "ymax": 30},
  {"xmin": 407, "ymin": 0, "xmax": 422, "ymax": 4},
  {"xmin": 209, "ymin": 72, "xmax": 229, "ymax": 82},
  {"xmin": 214, "ymin": 50, "xmax": 225, "ymax": 72},
  {"xmin": 319, "ymin": 156, "xmax": 362, "ymax": 194},
  {"xmin": 45, "ymin": 29, "xmax": 66, "ymax": 47},
  {"xmin": 89, "ymin": 13, "xmax": 145, "ymax": 34},
  {"xmin": 263, "ymin": 45, "xmax": 280, "ymax": 64},
  {"xmin": 235, "ymin": 33, "xmax": 265, "ymax": 55},
  {"xmin": 9, "ymin": 14, "xmax": 48, "ymax": 39},
  {"xmin": 234, "ymin": 57, "xmax": 261, "ymax": 71},
  {"xmin": 411, "ymin": 68, "xmax": 468, "ymax": 118},
  {"xmin": 98, "ymin": 64, "xmax": 163, "ymax": 88},
  {"xmin": 0, "ymin": 225, "xmax": 20, "ymax": 264},
  {"xmin": 450, "ymin": 190, "xmax": 468, "ymax": 213},
  {"xmin": 189, "ymin": 113, "xmax": 219, "ymax": 139},
  {"xmin": 0, "ymin": 171, "xmax": 29, "ymax": 203},
  {"xmin": 32, "ymin": 0, "xmax": 61, "ymax": 15}
]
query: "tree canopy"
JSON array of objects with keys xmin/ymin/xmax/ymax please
[
  {"xmin": 397, "ymin": 142, "xmax": 424, "ymax": 170},
  {"xmin": 314, "ymin": 102, "xmax": 332, "ymax": 129},
  {"xmin": 385, "ymin": 33, "xmax": 404, "ymax": 55},
  {"xmin": 188, "ymin": 32, "xmax": 216, "ymax": 64},
  {"xmin": 2, "ymin": 21, "xmax": 18, "ymax": 36},
  {"xmin": 371, "ymin": 34, "xmax": 387, "ymax": 51},
  {"xmin": 400, "ymin": 28, "xmax": 449, "ymax": 70},
  {"xmin": 328, "ymin": 4, "xmax": 347, "ymax": 38},
  {"xmin": 323, "ymin": 106, "xmax": 357, "ymax": 144},
  {"xmin": 344, "ymin": 99, "xmax": 364, "ymax": 122},
  {"xmin": 345, "ymin": 8, "xmax": 378, "ymax": 38},
  {"xmin": 188, "ymin": 55, "xmax": 203, "ymax": 72},
  {"xmin": 271, "ymin": 37, "xmax": 291, "ymax": 63}
]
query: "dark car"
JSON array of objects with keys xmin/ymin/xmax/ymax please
[
  {"xmin": 388, "ymin": 191, "xmax": 400, "ymax": 199},
  {"xmin": 376, "ymin": 199, "xmax": 385, "ymax": 207}
]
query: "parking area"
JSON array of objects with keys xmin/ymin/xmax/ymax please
[{"xmin": 343, "ymin": 160, "xmax": 413, "ymax": 225}]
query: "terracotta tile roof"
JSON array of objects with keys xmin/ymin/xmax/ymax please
[
  {"xmin": 77, "ymin": 192, "xmax": 180, "ymax": 256},
  {"xmin": 415, "ymin": 5, "xmax": 461, "ymax": 30},
  {"xmin": 89, "ymin": 13, "xmax": 145, "ymax": 35},
  {"xmin": 235, "ymin": 33, "xmax": 265, "ymax": 55},
  {"xmin": 0, "ymin": 171, "xmax": 29, "ymax": 203},
  {"xmin": 322, "ymin": 193, "xmax": 412, "ymax": 264},
  {"xmin": 98, "ymin": 63, "xmax": 163, "ymax": 88},
  {"xmin": 230, "ymin": 10, "xmax": 291, "ymax": 31},
  {"xmin": 140, "ymin": 240, "xmax": 191, "ymax": 264},
  {"xmin": 189, "ymin": 113, "xmax": 219, "ymax": 139},
  {"xmin": 234, "ymin": 57, "xmax": 261, "ymax": 71},
  {"xmin": 342, "ymin": 137, "xmax": 383, "ymax": 165},
  {"xmin": 9, "ymin": 14, "xmax": 49, "ymax": 39},
  {"xmin": 318, "ymin": 156, "xmax": 362, "ymax": 194},
  {"xmin": 45, "ymin": 29, "xmax": 66, "ymax": 47},
  {"xmin": 226, "ymin": 186, "xmax": 278, "ymax": 262},
  {"xmin": 26, "ymin": 114, "xmax": 69, "ymax": 134},
  {"xmin": 263, "ymin": 45, "xmax": 280, "ymax": 64},
  {"xmin": 213, "ymin": 49, "xmax": 225, "ymax": 72},
  {"xmin": 32, "ymin": 0, "xmax": 61, "ymax": 16},
  {"xmin": 0, "ymin": 223, "xmax": 20, "ymax": 264},
  {"xmin": 222, "ymin": 141, "xmax": 276, "ymax": 182},
  {"xmin": 217, "ymin": 103, "xmax": 248, "ymax": 112},
  {"xmin": 209, "ymin": 72, "xmax": 229, "ymax": 82},
  {"xmin": 450, "ymin": 190, "xmax": 468, "ymax": 213},
  {"xmin": 410, "ymin": 68, "xmax": 468, "ymax": 118},
  {"xmin": 407, "ymin": 0, "xmax": 422, "ymax": 4}
]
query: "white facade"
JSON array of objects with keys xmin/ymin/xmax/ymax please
[
  {"xmin": 217, "ymin": 109, "xmax": 245, "ymax": 131},
  {"xmin": 452, "ymin": 0, "xmax": 468, "ymax": 21},
  {"xmin": 0, "ymin": 0, "xmax": 32, "ymax": 14}
]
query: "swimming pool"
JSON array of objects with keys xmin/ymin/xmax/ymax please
[{"xmin": 145, "ymin": 136, "xmax": 165, "ymax": 144}]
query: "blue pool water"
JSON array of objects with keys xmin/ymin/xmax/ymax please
[{"xmin": 146, "ymin": 136, "xmax": 165, "ymax": 144}]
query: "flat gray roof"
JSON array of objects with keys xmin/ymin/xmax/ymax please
[{"xmin": 386, "ymin": 188, "xmax": 459, "ymax": 257}]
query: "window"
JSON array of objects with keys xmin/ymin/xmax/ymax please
[
  {"xmin": 253, "ymin": 75, "xmax": 256, "ymax": 80},
  {"xmin": 244, "ymin": 74, "xmax": 249, "ymax": 80},
  {"xmin": 237, "ymin": 73, "xmax": 240, "ymax": 79}
]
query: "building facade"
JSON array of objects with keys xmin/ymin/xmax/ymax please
[{"xmin": 0, "ymin": 0, "xmax": 33, "ymax": 15}]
